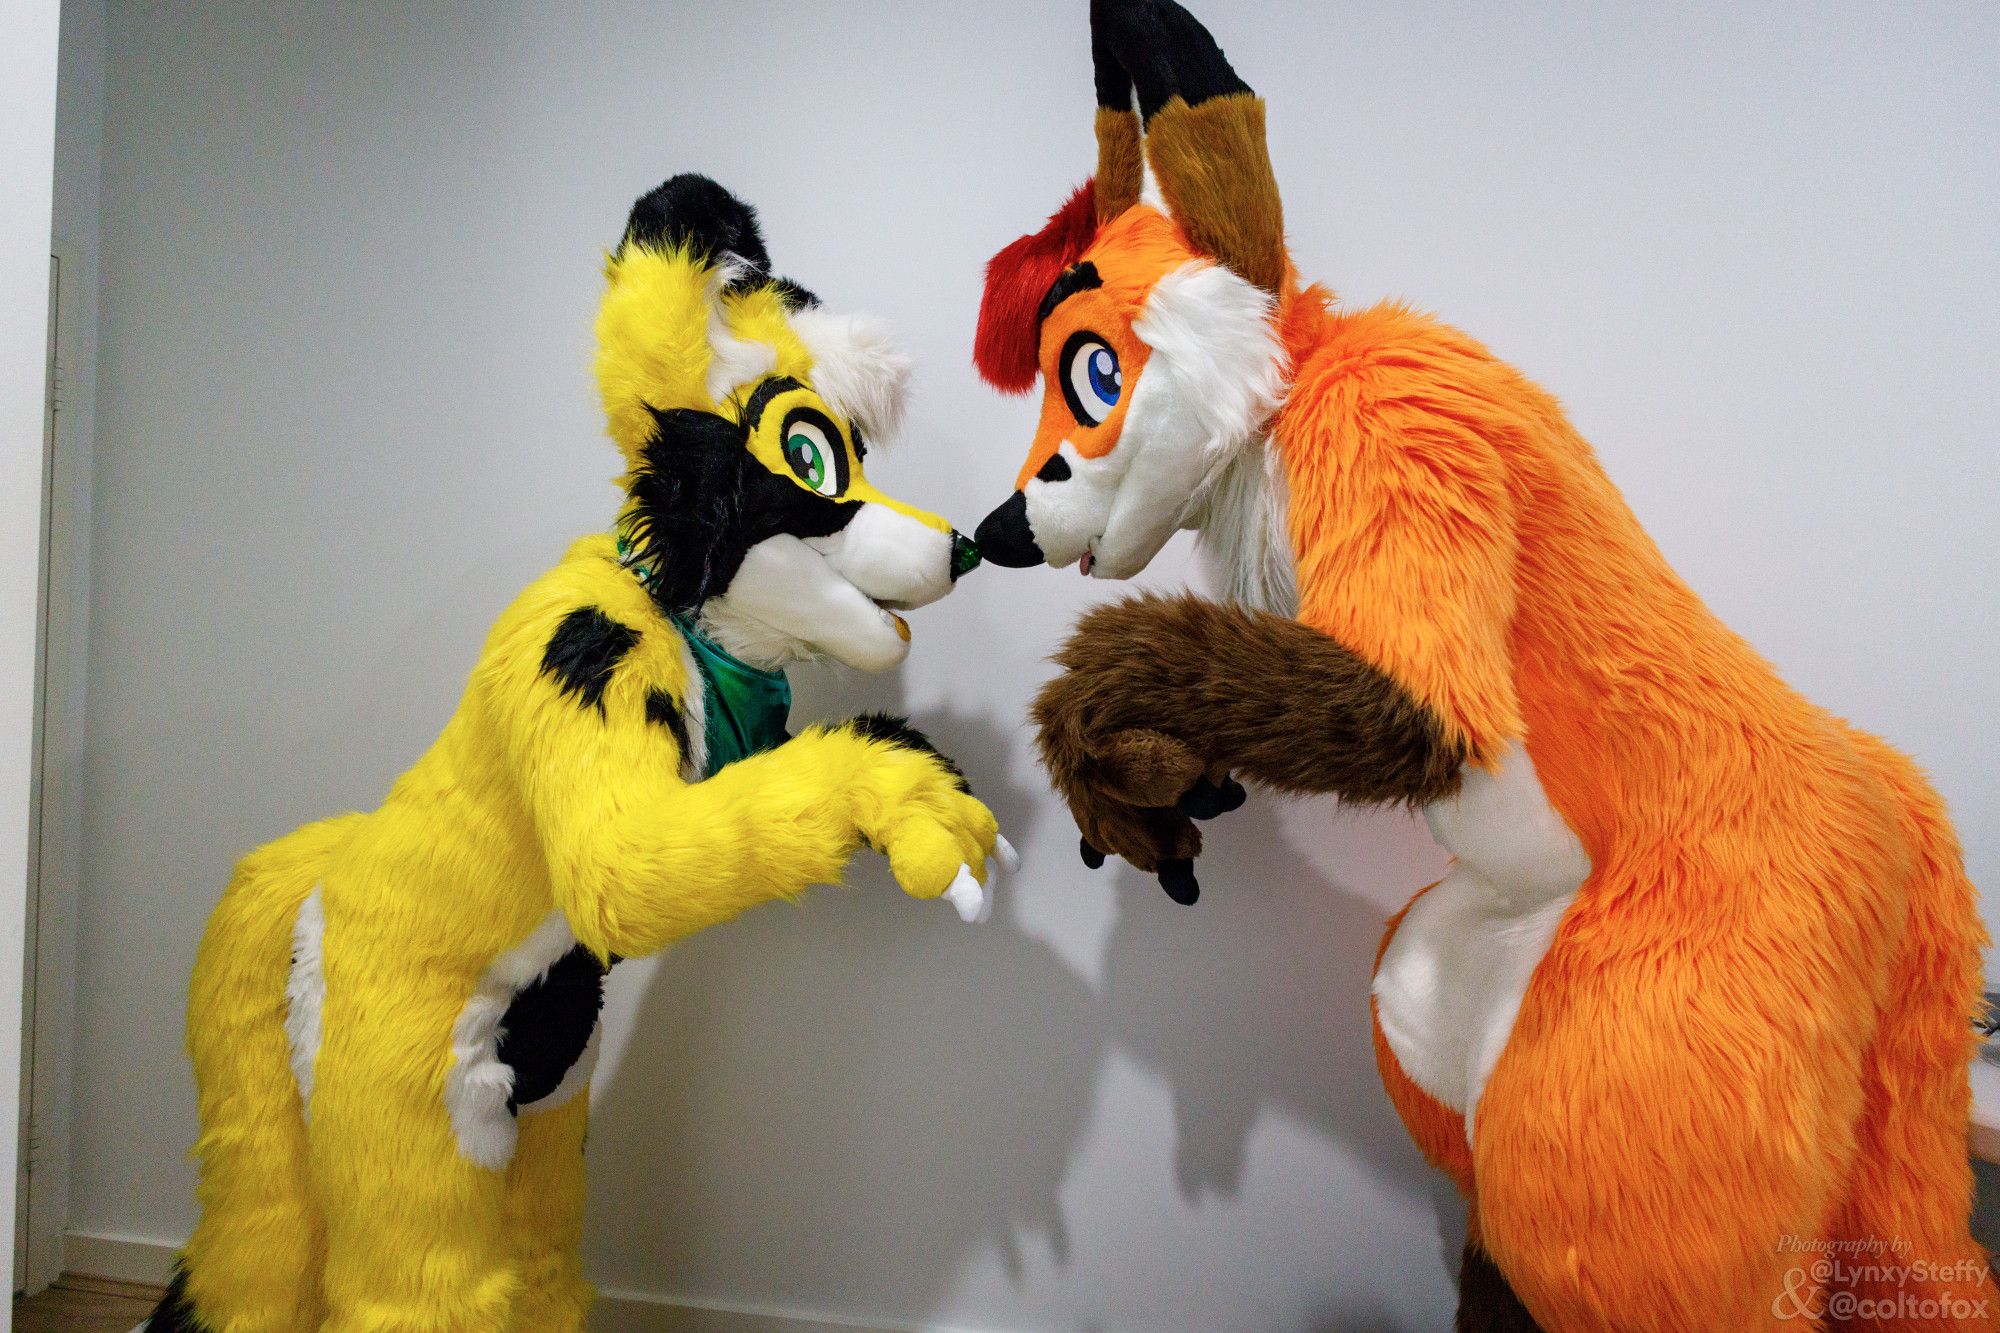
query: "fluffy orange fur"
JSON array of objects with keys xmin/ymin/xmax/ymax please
[
  {"xmin": 1273, "ymin": 290, "xmax": 1994, "ymax": 1329},
  {"xmin": 987, "ymin": 3, "xmax": 1991, "ymax": 1320}
]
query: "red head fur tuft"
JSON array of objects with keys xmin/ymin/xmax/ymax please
[{"xmin": 974, "ymin": 181, "xmax": 1100, "ymax": 393}]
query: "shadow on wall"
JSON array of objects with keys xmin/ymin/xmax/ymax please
[{"xmin": 582, "ymin": 668, "xmax": 1463, "ymax": 1326}]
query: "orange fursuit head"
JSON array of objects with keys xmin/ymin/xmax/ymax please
[{"xmin": 970, "ymin": 2, "xmax": 1995, "ymax": 1329}]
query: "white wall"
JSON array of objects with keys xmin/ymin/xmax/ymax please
[
  {"xmin": 64, "ymin": 2, "xmax": 1998, "ymax": 1330},
  {"xmin": 2, "ymin": 0, "xmax": 64, "ymax": 1315},
  {"xmin": 26, "ymin": 0, "xmax": 108, "ymax": 1295}
]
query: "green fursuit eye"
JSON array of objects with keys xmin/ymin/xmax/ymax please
[
  {"xmin": 787, "ymin": 434, "xmax": 824, "ymax": 487},
  {"xmin": 781, "ymin": 415, "xmax": 843, "ymax": 497}
]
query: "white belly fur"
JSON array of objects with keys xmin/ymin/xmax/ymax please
[{"xmin": 1372, "ymin": 740, "xmax": 1591, "ymax": 1143}]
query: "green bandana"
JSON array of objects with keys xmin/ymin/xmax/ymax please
[
  {"xmin": 668, "ymin": 612, "xmax": 792, "ymax": 777},
  {"xmin": 616, "ymin": 527, "xmax": 792, "ymax": 777}
]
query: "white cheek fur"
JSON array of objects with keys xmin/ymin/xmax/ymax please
[
  {"xmin": 1036, "ymin": 258, "xmax": 1286, "ymax": 581},
  {"xmin": 1023, "ymin": 442, "xmax": 1120, "ymax": 568},
  {"xmin": 702, "ymin": 532, "xmax": 911, "ymax": 674},
  {"xmin": 812, "ymin": 502, "xmax": 954, "ymax": 610}
]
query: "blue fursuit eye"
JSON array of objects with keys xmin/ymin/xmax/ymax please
[{"xmin": 1060, "ymin": 333, "xmax": 1122, "ymax": 427}]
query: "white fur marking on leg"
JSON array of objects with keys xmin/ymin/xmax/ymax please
[
  {"xmin": 284, "ymin": 886, "xmax": 327, "ymax": 1113},
  {"xmin": 445, "ymin": 909, "xmax": 578, "ymax": 1171},
  {"xmin": 1373, "ymin": 741, "xmax": 1591, "ymax": 1144}
]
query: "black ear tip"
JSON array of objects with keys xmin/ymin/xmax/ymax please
[{"xmin": 619, "ymin": 174, "xmax": 773, "ymax": 279}]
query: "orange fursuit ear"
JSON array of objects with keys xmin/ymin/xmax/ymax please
[{"xmin": 973, "ymin": 181, "xmax": 1099, "ymax": 393}]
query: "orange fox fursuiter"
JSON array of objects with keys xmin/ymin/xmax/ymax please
[{"xmin": 973, "ymin": 2, "xmax": 1994, "ymax": 1329}]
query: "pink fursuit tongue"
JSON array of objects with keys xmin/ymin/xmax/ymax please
[{"xmin": 1079, "ymin": 550, "xmax": 1094, "ymax": 576}]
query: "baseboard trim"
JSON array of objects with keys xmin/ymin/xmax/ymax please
[{"xmin": 62, "ymin": 1230, "xmax": 940, "ymax": 1333}]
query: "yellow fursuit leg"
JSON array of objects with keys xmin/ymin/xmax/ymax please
[
  {"xmin": 180, "ymin": 816, "xmax": 356, "ymax": 1332},
  {"xmin": 309, "ymin": 936, "xmax": 517, "ymax": 1333},
  {"xmin": 504, "ymin": 1092, "xmax": 593, "ymax": 1333}
]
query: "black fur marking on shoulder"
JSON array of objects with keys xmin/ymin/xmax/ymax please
[
  {"xmin": 740, "ymin": 375, "xmax": 805, "ymax": 433},
  {"xmin": 1092, "ymin": 0, "xmax": 1253, "ymax": 122},
  {"xmin": 645, "ymin": 687, "xmax": 693, "ymax": 758},
  {"xmin": 541, "ymin": 609, "xmax": 639, "ymax": 713},
  {"xmin": 1037, "ymin": 261, "xmax": 1103, "ymax": 327},
  {"xmin": 849, "ymin": 713, "xmax": 970, "ymax": 793},
  {"xmin": 619, "ymin": 174, "xmax": 773, "ymax": 293},
  {"xmin": 497, "ymin": 945, "xmax": 610, "ymax": 1113},
  {"xmin": 624, "ymin": 406, "xmax": 859, "ymax": 613},
  {"xmin": 144, "ymin": 1263, "xmax": 214, "ymax": 1332}
]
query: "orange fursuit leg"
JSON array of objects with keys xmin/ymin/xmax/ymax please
[
  {"xmin": 1468, "ymin": 854, "xmax": 1884, "ymax": 1333},
  {"xmin": 1816, "ymin": 737, "xmax": 1997, "ymax": 1332}
]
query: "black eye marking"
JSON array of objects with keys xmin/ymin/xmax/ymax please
[
  {"xmin": 1037, "ymin": 261, "xmax": 1103, "ymax": 327},
  {"xmin": 1035, "ymin": 453, "xmax": 1072, "ymax": 483},
  {"xmin": 542, "ymin": 608, "xmax": 639, "ymax": 714},
  {"xmin": 644, "ymin": 687, "xmax": 692, "ymax": 757},
  {"xmin": 851, "ymin": 423, "xmax": 868, "ymax": 461},
  {"xmin": 739, "ymin": 375, "xmax": 805, "ymax": 434}
]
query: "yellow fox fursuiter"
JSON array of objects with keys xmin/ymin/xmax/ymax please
[
  {"xmin": 972, "ymin": 2, "xmax": 1993, "ymax": 1330},
  {"xmin": 147, "ymin": 176, "xmax": 1009, "ymax": 1333}
]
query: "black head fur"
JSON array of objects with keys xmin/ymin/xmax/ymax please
[{"xmin": 623, "ymin": 403, "xmax": 860, "ymax": 613}]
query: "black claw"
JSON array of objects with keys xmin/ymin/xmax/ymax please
[
  {"xmin": 1215, "ymin": 775, "xmax": 1247, "ymax": 814},
  {"xmin": 1157, "ymin": 858, "xmax": 1200, "ymax": 905},
  {"xmin": 1176, "ymin": 776, "xmax": 1227, "ymax": 820},
  {"xmin": 1080, "ymin": 837, "xmax": 1107, "ymax": 870}
]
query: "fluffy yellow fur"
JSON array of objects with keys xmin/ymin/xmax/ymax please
[
  {"xmin": 181, "ymin": 536, "xmax": 993, "ymax": 1333},
  {"xmin": 173, "ymin": 228, "xmax": 995, "ymax": 1329}
]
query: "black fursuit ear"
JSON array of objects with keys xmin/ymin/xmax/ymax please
[{"xmin": 618, "ymin": 174, "xmax": 775, "ymax": 292}]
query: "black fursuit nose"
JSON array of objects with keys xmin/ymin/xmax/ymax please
[{"xmin": 973, "ymin": 491, "xmax": 1045, "ymax": 569}]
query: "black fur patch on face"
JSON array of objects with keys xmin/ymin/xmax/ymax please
[
  {"xmin": 623, "ymin": 405, "xmax": 860, "ymax": 614},
  {"xmin": 1091, "ymin": 0, "xmax": 1253, "ymax": 122},
  {"xmin": 847, "ymin": 713, "xmax": 971, "ymax": 793},
  {"xmin": 1036, "ymin": 453, "xmax": 1073, "ymax": 483},
  {"xmin": 496, "ymin": 945, "xmax": 610, "ymax": 1113},
  {"xmin": 619, "ymin": 174, "xmax": 774, "ymax": 296},
  {"xmin": 541, "ymin": 609, "xmax": 639, "ymax": 713},
  {"xmin": 145, "ymin": 1263, "xmax": 214, "ymax": 1332},
  {"xmin": 645, "ymin": 687, "xmax": 692, "ymax": 757},
  {"xmin": 1037, "ymin": 261, "xmax": 1103, "ymax": 327}
]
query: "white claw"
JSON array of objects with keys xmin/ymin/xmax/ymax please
[
  {"xmin": 993, "ymin": 833, "xmax": 1021, "ymax": 874},
  {"xmin": 974, "ymin": 874, "xmax": 995, "ymax": 924},
  {"xmin": 943, "ymin": 864, "xmax": 987, "ymax": 924}
]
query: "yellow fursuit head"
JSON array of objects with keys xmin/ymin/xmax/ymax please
[{"xmin": 152, "ymin": 176, "xmax": 1008, "ymax": 1333}]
